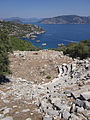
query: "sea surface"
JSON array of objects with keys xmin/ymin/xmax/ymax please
[{"xmin": 23, "ymin": 24, "xmax": 90, "ymax": 49}]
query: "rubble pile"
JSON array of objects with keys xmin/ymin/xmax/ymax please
[{"xmin": 0, "ymin": 51, "xmax": 90, "ymax": 120}]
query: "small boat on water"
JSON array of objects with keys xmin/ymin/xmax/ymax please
[
  {"xmin": 36, "ymin": 40, "xmax": 40, "ymax": 43},
  {"xmin": 57, "ymin": 43, "xmax": 64, "ymax": 47},
  {"xmin": 31, "ymin": 38, "xmax": 35, "ymax": 40},
  {"xmin": 31, "ymin": 35, "xmax": 37, "ymax": 38},
  {"xmin": 31, "ymin": 35, "xmax": 37, "ymax": 40},
  {"xmin": 42, "ymin": 43, "xmax": 47, "ymax": 46}
]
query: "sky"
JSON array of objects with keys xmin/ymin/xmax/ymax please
[{"xmin": 0, "ymin": 0, "xmax": 90, "ymax": 18}]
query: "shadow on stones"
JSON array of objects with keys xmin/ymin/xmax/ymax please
[{"xmin": 0, "ymin": 75, "xmax": 10, "ymax": 84}]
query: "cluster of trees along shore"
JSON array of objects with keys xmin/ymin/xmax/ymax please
[{"xmin": 0, "ymin": 26, "xmax": 90, "ymax": 82}]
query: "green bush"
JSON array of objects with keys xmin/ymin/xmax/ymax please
[
  {"xmin": 46, "ymin": 75, "xmax": 51, "ymax": 79},
  {"xmin": 0, "ymin": 30, "xmax": 11, "ymax": 77},
  {"xmin": 8, "ymin": 36, "xmax": 42, "ymax": 51},
  {"xmin": 54, "ymin": 40, "xmax": 90, "ymax": 60},
  {"xmin": 63, "ymin": 40, "xmax": 90, "ymax": 59}
]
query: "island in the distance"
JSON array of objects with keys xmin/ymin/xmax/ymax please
[{"xmin": 40, "ymin": 15, "xmax": 90, "ymax": 24}]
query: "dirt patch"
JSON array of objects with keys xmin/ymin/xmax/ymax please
[{"xmin": 8, "ymin": 50, "xmax": 72, "ymax": 84}]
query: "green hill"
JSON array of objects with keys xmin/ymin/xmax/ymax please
[{"xmin": 0, "ymin": 20, "xmax": 45, "ymax": 38}]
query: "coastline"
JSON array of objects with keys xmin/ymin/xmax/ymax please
[{"xmin": 22, "ymin": 24, "xmax": 90, "ymax": 49}]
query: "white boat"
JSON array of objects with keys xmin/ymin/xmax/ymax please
[
  {"xmin": 57, "ymin": 43, "xmax": 64, "ymax": 47},
  {"xmin": 42, "ymin": 43, "xmax": 47, "ymax": 46},
  {"xmin": 36, "ymin": 40, "xmax": 40, "ymax": 43}
]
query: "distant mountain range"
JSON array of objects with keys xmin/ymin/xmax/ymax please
[
  {"xmin": 40, "ymin": 15, "xmax": 90, "ymax": 24},
  {"xmin": 2, "ymin": 15, "xmax": 90, "ymax": 24},
  {"xmin": 3, "ymin": 17, "xmax": 43, "ymax": 24}
]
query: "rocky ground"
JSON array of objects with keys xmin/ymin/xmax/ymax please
[
  {"xmin": 0, "ymin": 50, "xmax": 90, "ymax": 120},
  {"xmin": 8, "ymin": 50, "xmax": 72, "ymax": 84}
]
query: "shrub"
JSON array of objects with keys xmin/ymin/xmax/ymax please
[
  {"xmin": 0, "ymin": 30, "xmax": 11, "ymax": 77},
  {"xmin": 63, "ymin": 40, "xmax": 90, "ymax": 59},
  {"xmin": 46, "ymin": 75, "xmax": 51, "ymax": 79}
]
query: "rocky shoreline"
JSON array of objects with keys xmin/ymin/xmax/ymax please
[
  {"xmin": 0, "ymin": 20, "xmax": 45, "ymax": 39},
  {"xmin": 0, "ymin": 51, "xmax": 90, "ymax": 120}
]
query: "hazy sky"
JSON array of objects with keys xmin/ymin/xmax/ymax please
[{"xmin": 0, "ymin": 0, "xmax": 90, "ymax": 18}]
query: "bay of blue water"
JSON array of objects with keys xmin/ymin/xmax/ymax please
[{"xmin": 23, "ymin": 24, "xmax": 90, "ymax": 49}]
